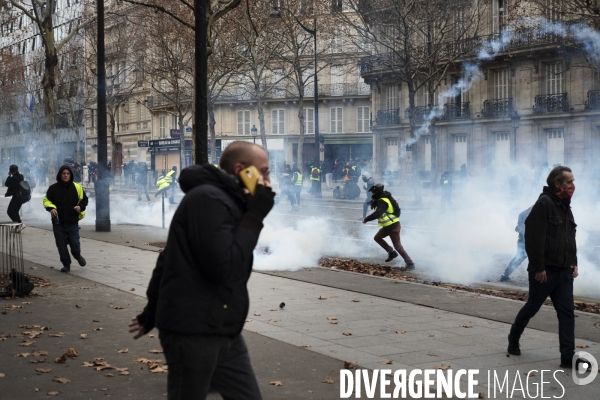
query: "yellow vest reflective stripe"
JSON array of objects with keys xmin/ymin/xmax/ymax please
[
  {"xmin": 310, "ymin": 168, "xmax": 321, "ymax": 181},
  {"xmin": 377, "ymin": 197, "xmax": 399, "ymax": 227},
  {"xmin": 165, "ymin": 170, "xmax": 176, "ymax": 183},
  {"xmin": 294, "ymin": 172, "xmax": 303, "ymax": 185},
  {"xmin": 42, "ymin": 182, "xmax": 86, "ymax": 220}
]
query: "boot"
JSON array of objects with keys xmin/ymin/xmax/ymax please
[
  {"xmin": 405, "ymin": 263, "xmax": 416, "ymax": 270},
  {"xmin": 60, "ymin": 265, "xmax": 70, "ymax": 273},
  {"xmin": 76, "ymin": 256, "xmax": 86, "ymax": 267},
  {"xmin": 500, "ymin": 274, "xmax": 510, "ymax": 282},
  {"xmin": 385, "ymin": 250, "xmax": 398, "ymax": 262},
  {"xmin": 507, "ymin": 334, "xmax": 521, "ymax": 355}
]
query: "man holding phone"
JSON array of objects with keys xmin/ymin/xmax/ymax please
[{"xmin": 130, "ymin": 141, "xmax": 275, "ymax": 399}]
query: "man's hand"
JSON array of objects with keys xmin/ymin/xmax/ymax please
[
  {"xmin": 128, "ymin": 317, "xmax": 146, "ymax": 340},
  {"xmin": 362, "ymin": 219, "xmax": 366, "ymax": 224},
  {"xmin": 74, "ymin": 206, "xmax": 81, "ymax": 213},
  {"xmin": 50, "ymin": 209, "xmax": 58, "ymax": 217},
  {"xmin": 572, "ymin": 266, "xmax": 578, "ymax": 279},
  {"xmin": 534, "ymin": 271, "xmax": 547, "ymax": 283}
]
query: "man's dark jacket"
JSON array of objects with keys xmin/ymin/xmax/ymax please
[
  {"xmin": 364, "ymin": 190, "xmax": 399, "ymax": 230},
  {"xmin": 45, "ymin": 166, "xmax": 88, "ymax": 226},
  {"xmin": 137, "ymin": 165, "xmax": 264, "ymax": 336},
  {"xmin": 5, "ymin": 173, "xmax": 23, "ymax": 197},
  {"xmin": 525, "ymin": 186, "xmax": 577, "ymax": 273}
]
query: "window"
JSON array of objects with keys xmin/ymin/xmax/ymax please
[
  {"xmin": 159, "ymin": 115, "xmax": 166, "ymax": 138},
  {"xmin": 424, "ymin": 136, "xmax": 431, "ymax": 172},
  {"xmin": 386, "ymin": 138, "xmax": 399, "ymax": 172},
  {"xmin": 171, "ymin": 114, "xmax": 177, "ymax": 132},
  {"xmin": 237, "ymin": 110, "xmax": 250, "ymax": 135},
  {"xmin": 303, "ymin": 108, "xmax": 314, "ymax": 134},
  {"xmin": 272, "ymin": 109, "xmax": 285, "ymax": 134},
  {"xmin": 545, "ymin": 62, "xmax": 564, "ymax": 94},
  {"xmin": 494, "ymin": 132, "xmax": 510, "ymax": 166},
  {"xmin": 545, "ymin": 0, "xmax": 562, "ymax": 21},
  {"xmin": 330, "ymin": 65, "xmax": 343, "ymax": 96},
  {"xmin": 547, "ymin": 129, "xmax": 564, "ymax": 165},
  {"xmin": 492, "ymin": 0, "xmax": 511, "ymax": 34},
  {"xmin": 357, "ymin": 106, "xmax": 370, "ymax": 133},
  {"xmin": 91, "ymin": 109, "xmax": 95, "ymax": 128},
  {"xmin": 331, "ymin": 28, "xmax": 343, "ymax": 53},
  {"xmin": 330, "ymin": 107, "xmax": 342, "ymax": 133},
  {"xmin": 136, "ymin": 102, "xmax": 142, "ymax": 122},
  {"xmin": 453, "ymin": 135, "xmax": 467, "ymax": 170},
  {"xmin": 303, "ymin": 67, "xmax": 315, "ymax": 96},
  {"xmin": 493, "ymin": 68, "xmax": 509, "ymax": 99},
  {"xmin": 386, "ymin": 84, "xmax": 397, "ymax": 109},
  {"xmin": 416, "ymin": 86, "xmax": 430, "ymax": 107},
  {"xmin": 271, "ymin": 68, "xmax": 284, "ymax": 98},
  {"xmin": 121, "ymin": 62, "xmax": 126, "ymax": 84}
]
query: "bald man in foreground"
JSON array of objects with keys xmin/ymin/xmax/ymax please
[{"xmin": 129, "ymin": 141, "xmax": 275, "ymax": 399}]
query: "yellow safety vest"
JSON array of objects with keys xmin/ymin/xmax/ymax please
[
  {"xmin": 156, "ymin": 176, "xmax": 170, "ymax": 192},
  {"xmin": 376, "ymin": 197, "xmax": 399, "ymax": 227},
  {"xmin": 43, "ymin": 182, "xmax": 86, "ymax": 220},
  {"xmin": 165, "ymin": 170, "xmax": 177, "ymax": 184},
  {"xmin": 310, "ymin": 167, "xmax": 321, "ymax": 181},
  {"xmin": 294, "ymin": 172, "xmax": 303, "ymax": 186}
]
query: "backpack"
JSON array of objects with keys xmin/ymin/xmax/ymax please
[
  {"xmin": 3, "ymin": 269, "xmax": 35, "ymax": 296},
  {"xmin": 382, "ymin": 195, "xmax": 401, "ymax": 217},
  {"xmin": 311, "ymin": 168, "xmax": 319, "ymax": 178},
  {"xmin": 18, "ymin": 181, "xmax": 31, "ymax": 202}
]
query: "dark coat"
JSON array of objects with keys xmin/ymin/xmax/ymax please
[
  {"xmin": 525, "ymin": 187, "xmax": 577, "ymax": 273},
  {"xmin": 44, "ymin": 166, "xmax": 88, "ymax": 226},
  {"xmin": 137, "ymin": 165, "xmax": 264, "ymax": 336},
  {"xmin": 5, "ymin": 173, "xmax": 23, "ymax": 197}
]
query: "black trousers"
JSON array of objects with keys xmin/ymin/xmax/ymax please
[
  {"xmin": 509, "ymin": 266, "xmax": 575, "ymax": 362},
  {"xmin": 7, "ymin": 196, "xmax": 24, "ymax": 223},
  {"xmin": 159, "ymin": 331, "xmax": 261, "ymax": 400}
]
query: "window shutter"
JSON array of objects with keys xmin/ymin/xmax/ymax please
[
  {"xmin": 237, "ymin": 111, "xmax": 243, "ymax": 135},
  {"xmin": 365, "ymin": 107, "xmax": 370, "ymax": 131},
  {"xmin": 308, "ymin": 108, "xmax": 314, "ymax": 134},
  {"xmin": 357, "ymin": 107, "xmax": 363, "ymax": 133},
  {"xmin": 279, "ymin": 110, "xmax": 285, "ymax": 134},
  {"xmin": 244, "ymin": 111, "xmax": 250, "ymax": 135},
  {"xmin": 337, "ymin": 108, "xmax": 343, "ymax": 133},
  {"xmin": 330, "ymin": 108, "xmax": 336, "ymax": 132},
  {"xmin": 272, "ymin": 110, "xmax": 278, "ymax": 134}
]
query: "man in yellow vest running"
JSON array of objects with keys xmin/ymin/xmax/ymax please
[
  {"xmin": 291, "ymin": 164, "xmax": 302, "ymax": 210},
  {"xmin": 164, "ymin": 166, "xmax": 178, "ymax": 204},
  {"xmin": 362, "ymin": 183, "xmax": 415, "ymax": 269}
]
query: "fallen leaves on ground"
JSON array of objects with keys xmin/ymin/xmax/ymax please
[
  {"xmin": 270, "ymin": 381, "xmax": 283, "ymax": 386},
  {"xmin": 109, "ymin": 305, "xmax": 124, "ymax": 310},
  {"xmin": 245, "ymin": 319, "xmax": 252, "ymax": 323},
  {"xmin": 269, "ymin": 309, "xmax": 277, "ymax": 311},
  {"xmin": 105, "ymin": 373, "xmax": 114, "ymax": 377},
  {"xmin": 32, "ymin": 351, "xmax": 49, "ymax": 357},
  {"xmin": 526, "ymin": 371, "xmax": 536, "ymax": 377},
  {"xmin": 0, "ymin": 373, "xmax": 5, "ymax": 378},
  {"xmin": 64, "ymin": 348, "xmax": 78, "ymax": 357},
  {"xmin": 318, "ymin": 296, "xmax": 327, "ymax": 300},
  {"xmin": 395, "ymin": 330, "xmax": 406, "ymax": 334},
  {"xmin": 147, "ymin": 334, "xmax": 155, "ymax": 338},
  {"xmin": 55, "ymin": 355, "xmax": 67, "ymax": 364},
  {"xmin": 253, "ymin": 312, "xmax": 261, "ymax": 317},
  {"xmin": 434, "ymin": 365, "xmax": 452, "ymax": 371},
  {"xmin": 22, "ymin": 302, "xmax": 32, "ymax": 305},
  {"xmin": 3, "ymin": 305, "xmax": 22, "ymax": 310},
  {"xmin": 75, "ymin": 305, "xmax": 82, "ymax": 308},
  {"xmin": 30, "ymin": 359, "xmax": 46, "ymax": 364},
  {"xmin": 93, "ymin": 328, "xmax": 103, "ymax": 331},
  {"xmin": 268, "ymin": 319, "xmax": 279, "ymax": 323},
  {"xmin": 36, "ymin": 368, "xmax": 51, "ymax": 373},
  {"xmin": 342, "ymin": 332, "xmax": 352, "ymax": 336},
  {"xmin": 19, "ymin": 340, "xmax": 35, "ymax": 347},
  {"xmin": 323, "ymin": 377, "xmax": 335, "ymax": 384},
  {"xmin": 49, "ymin": 333, "xmax": 66, "ymax": 338},
  {"xmin": 149, "ymin": 350, "xmax": 163, "ymax": 354},
  {"xmin": 17, "ymin": 352, "xmax": 30, "ymax": 357},
  {"xmin": 47, "ymin": 391, "xmax": 60, "ymax": 396},
  {"xmin": 327, "ymin": 316, "xmax": 337, "ymax": 321},
  {"xmin": 575, "ymin": 344, "xmax": 589, "ymax": 348},
  {"xmin": 117, "ymin": 349, "xmax": 129, "ymax": 354},
  {"xmin": 23, "ymin": 331, "xmax": 43, "ymax": 339},
  {"xmin": 479, "ymin": 393, "xmax": 485, "ymax": 399},
  {"xmin": 301, "ymin": 344, "xmax": 311, "ymax": 348},
  {"xmin": 462, "ymin": 324, "xmax": 473, "ymax": 328},
  {"xmin": 352, "ymin": 299, "xmax": 361, "ymax": 302},
  {"xmin": 344, "ymin": 361, "xmax": 358, "ymax": 369},
  {"xmin": 53, "ymin": 377, "xmax": 71, "ymax": 384},
  {"xmin": 380, "ymin": 360, "xmax": 393, "ymax": 365},
  {"xmin": 80, "ymin": 334, "xmax": 87, "ymax": 339},
  {"xmin": 19, "ymin": 325, "xmax": 49, "ymax": 331}
]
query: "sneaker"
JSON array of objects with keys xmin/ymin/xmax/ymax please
[
  {"xmin": 500, "ymin": 274, "xmax": 510, "ymax": 282},
  {"xmin": 60, "ymin": 265, "xmax": 71, "ymax": 273},
  {"xmin": 14, "ymin": 224, "xmax": 26, "ymax": 233},
  {"xmin": 385, "ymin": 250, "xmax": 399, "ymax": 262},
  {"xmin": 507, "ymin": 334, "xmax": 521, "ymax": 355},
  {"xmin": 405, "ymin": 263, "xmax": 416, "ymax": 270},
  {"xmin": 560, "ymin": 357, "xmax": 593, "ymax": 371},
  {"xmin": 76, "ymin": 256, "xmax": 86, "ymax": 267}
]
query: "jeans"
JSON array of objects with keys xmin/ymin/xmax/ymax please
[
  {"xmin": 160, "ymin": 331, "xmax": 261, "ymax": 400},
  {"xmin": 169, "ymin": 183, "xmax": 177, "ymax": 202},
  {"xmin": 374, "ymin": 224, "xmax": 413, "ymax": 264},
  {"xmin": 7, "ymin": 196, "xmax": 24, "ymax": 223},
  {"xmin": 291, "ymin": 186, "xmax": 301, "ymax": 206},
  {"xmin": 137, "ymin": 183, "xmax": 150, "ymax": 200},
  {"xmin": 510, "ymin": 266, "xmax": 575, "ymax": 362},
  {"xmin": 325, "ymin": 173, "xmax": 333, "ymax": 188},
  {"xmin": 503, "ymin": 237, "xmax": 527, "ymax": 277},
  {"xmin": 53, "ymin": 224, "xmax": 82, "ymax": 267},
  {"xmin": 363, "ymin": 193, "xmax": 372, "ymax": 218}
]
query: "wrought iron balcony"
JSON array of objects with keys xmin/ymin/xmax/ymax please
[
  {"xmin": 376, "ymin": 109, "xmax": 401, "ymax": 125},
  {"xmin": 585, "ymin": 90, "xmax": 600, "ymax": 110},
  {"xmin": 533, "ymin": 93, "xmax": 569, "ymax": 114},
  {"xmin": 214, "ymin": 82, "xmax": 371, "ymax": 102},
  {"xmin": 482, "ymin": 98, "xmax": 513, "ymax": 118},
  {"xmin": 441, "ymin": 102, "xmax": 470, "ymax": 121},
  {"xmin": 405, "ymin": 106, "xmax": 433, "ymax": 124}
]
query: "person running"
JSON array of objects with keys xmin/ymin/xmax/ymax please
[
  {"xmin": 363, "ymin": 183, "xmax": 415, "ymax": 269},
  {"xmin": 5, "ymin": 164, "xmax": 27, "ymax": 232}
]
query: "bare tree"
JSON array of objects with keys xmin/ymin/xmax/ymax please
[
  {"xmin": 2, "ymin": 0, "xmax": 98, "ymax": 175},
  {"xmin": 336, "ymin": 0, "xmax": 483, "ymax": 201}
]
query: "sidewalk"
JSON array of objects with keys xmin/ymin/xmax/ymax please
[{"xmin": 8, "ymin": 226, "xmax": 600, "ymax": 398}]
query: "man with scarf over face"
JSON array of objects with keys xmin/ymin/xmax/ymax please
[{"xmin": 508, "ymin": 166, "xmax": 590, "ymax": 371}]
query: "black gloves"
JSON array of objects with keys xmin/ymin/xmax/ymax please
[{"xmin": 245, "ymin": 184, "xmax": 275, "ymax": 221}]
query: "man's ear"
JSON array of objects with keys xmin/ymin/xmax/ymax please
[{"xmin": 232, "ymin": 163, "xmax": 245, "ymax": 177}]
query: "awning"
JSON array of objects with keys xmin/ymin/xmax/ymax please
[{"xmin": 323, "ymin": 137, "xmax": 373, "ymax": 145}]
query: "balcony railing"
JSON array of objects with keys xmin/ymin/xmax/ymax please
[
  {"xmin": 533, "ymin": 93, "xmax": 569, "ymax": 114},
  {"xmin": 585, "ymin": 90, "xmax": 600, "ymax": 110},
  {"xmin": 407, "ymin": 106, "xmax": 433, "ymax": 124},
  {"xmin": 482, "ymin": 98, "xmax": 513, "ymax": 118},
  {"xmin": 376, "ymin": 109, "xmax": 401, "ymax": 125},
  {"xmin": 441, "ymin": 102, "xmax": 470, "ymax": 121},
  {"xmin": 147, "ymin": 91, "xmax": 192, "ymax": 108},
  {"xmin": 360, "ymin": 27, "xmax": 569, "ymax": 74},
  {"xmin": 214, "ymin": 82, "xmax": 371, "ymax": 102}
]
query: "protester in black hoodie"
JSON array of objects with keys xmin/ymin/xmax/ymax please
[
  {"xmin": 43, "ymin": 166, "xmax": 88, "ymax": 273},
  {"xmin": 5, "ymin": 164, "xmax": 25, "ymax": 231},
  {"xmin": 129, "ymin": 141, "xmax": 275, "ymax": 399}
]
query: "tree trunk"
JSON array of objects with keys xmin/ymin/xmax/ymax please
[
  {"xmin": 40, "ymin": 13, "xmax": 59, "ymax": 182},
  {"xmin": 208, "ymin": 101, "xmax": 217, "ymax": 163},
  {"xmin": 109, "ymin": 113, "xmax": 118, "ymax": 179},
  {"xmin": 297, "ymin": 96, "xmax": 305, "ymax": 166},
  {"xmin": 407, "ymin": 90, "xmax": 422, "ymax": 203},
  {"xmin": 179, "ymin": 112, "xmax": 186, "ymax": 170},
  {"xmin": 257, "ymin": 96, "xmax": 268, "ymax": 150},
  {"xmin": 430, "ymin": 121, "xmax": 437, "ymax": 190}
]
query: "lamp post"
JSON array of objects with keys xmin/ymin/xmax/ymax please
[
  {"xmin": 95, "ymin": 0, "xmax": 110, "ymax": 232},
  {"xmin": 251, "ymin": 124, "xmax": 258, "ymax": 144},
  {"xmin": 511, "ymin": 111, "xmax": 520, "ymax": 163},
  {"xmin": 271, "ymin": 4, "xmax": 321, "ymax": 197}
]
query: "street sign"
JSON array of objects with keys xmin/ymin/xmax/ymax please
[
  {"xmin": 149, "ymin": 138, "xmax": 181, "ymax": 147},
  {"xmin": 137, "ymin": 140, "xmax": 149, "ymax": 147}
]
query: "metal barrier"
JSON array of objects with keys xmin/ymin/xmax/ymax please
[{"xmin": 0, "ymin": 222, "xmax": 26, "ymax": 296}]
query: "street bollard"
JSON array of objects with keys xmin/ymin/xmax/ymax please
[{"xmin": 162, "ymin": 191, "xmax": 165, "ymax": 229}]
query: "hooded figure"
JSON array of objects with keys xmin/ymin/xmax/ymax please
[
  {"xmin": 131, "ymin": 141, "xmax": 275, "ymax": 399},
  {"xmin": 361, "ymin": 171, "xmax": 375, "ymax": 219},
  {"xmin": 43, "ymin": 165, "xmax": 88, "ymax": 272},
  {"xmin": 5, "ymin": 164, "xmax": 26, "ymax": 229}
]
